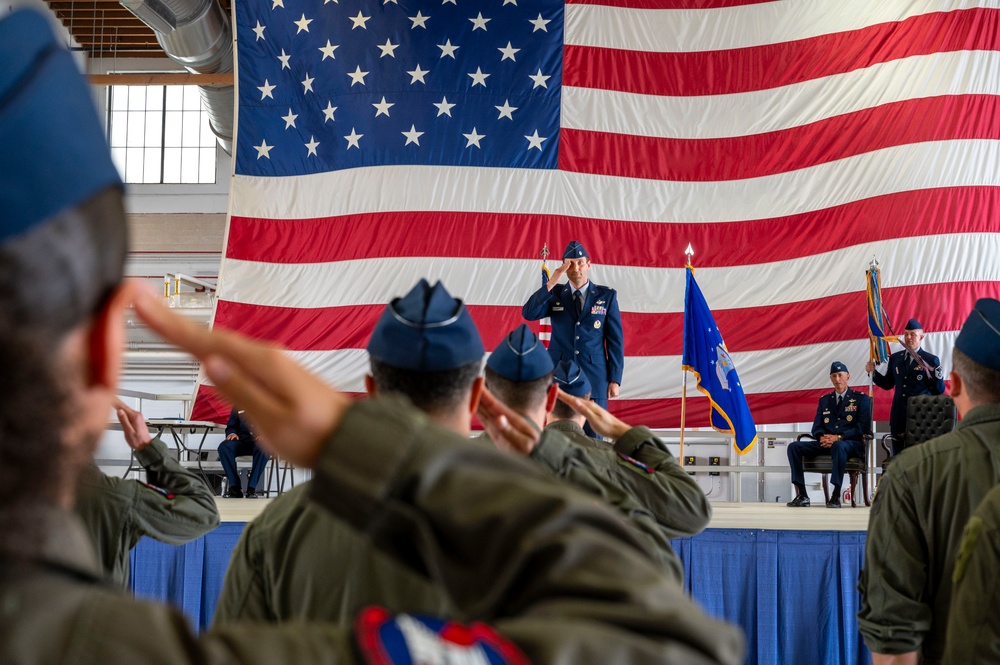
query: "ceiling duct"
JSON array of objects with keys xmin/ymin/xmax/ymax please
[{"xmin": 121, "ymin": 0, "xmax": 234, "ymax": 154}]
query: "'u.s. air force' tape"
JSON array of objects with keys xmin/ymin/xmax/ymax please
[
  {"xmin": 139, "ymin": 482, "xmax": 175, "ymax": 500},
  {"xmin": 617, "ymin": 451, "xmax": 655, "ymax": 474},
  {"xmin": 355, "ymin": 606, "xmax": 529, "ymax": 665}
]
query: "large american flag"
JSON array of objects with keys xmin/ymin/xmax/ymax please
[{"xmin": 191, "ymin": 0, "xmax": 1000, "ymax": 428}]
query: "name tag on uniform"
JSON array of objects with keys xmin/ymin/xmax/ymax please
[{"xmin": 552, "ymin": 306, "xmax": 564, "ymax": 312}]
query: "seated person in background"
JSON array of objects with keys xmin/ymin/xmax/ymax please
[
  {"xmin": 942, "ymin": 483, "xmax": 1000, "ymax": 664},
  {"xmin": 0, "ymin": 12, "xmax": 747, "ymax": 663},
  {"xmin": 866, "ymin": 317, "xmax": 945, "ymax": 456},
  {"xmin": 76, "ymin": 399, "xmax": 219, "ymax": 588},
  {"xmin": 786, "ymin": 362, "xmax": 871, "ymax": 508},
  {"xmin": 859, "ymin": 298, "xmax": 1000, "ymax": 665},
  {"xmin": 219, "ymin": 407, "xmax": 267, "ymax": 498}
]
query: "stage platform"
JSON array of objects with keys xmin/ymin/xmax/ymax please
[
  {"xmin": 133, "ymin": 500, "xmax": 873, "ymax": 665},
  {"xmin": 214, "ymin": 497, "xmax": 873, "ymax": 531}
]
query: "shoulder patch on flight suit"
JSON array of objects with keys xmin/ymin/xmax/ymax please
[
  {"xmin": 616, "ymin": 451, "xmax": 655, "ymax": 474},
  {"xmin": 355, "ymin": 606, "xmax": 530, "ymax": 665},
  {"xmin": 953, "ymin": 517, "xmax": 984, "ymax": 584},
  {"xmin": 139, "ymin": 482, "xmax": 175, "ymax": 500}
]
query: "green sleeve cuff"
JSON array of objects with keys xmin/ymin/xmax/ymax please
[
  {"xmin": 309, "ymin": 397, "xmax": 427, "ymax": 530},
  {"xmin": 613, "ymin": 426, "xmax": 669, "ymax": 458},
  {"xmin": 134, "ymin": 437, "xmax": 171, "ymax": 467}
]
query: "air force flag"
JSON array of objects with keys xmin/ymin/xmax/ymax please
[{"xmin": 682, "ymin": 266, "xmax": 758, "ymax": 455}]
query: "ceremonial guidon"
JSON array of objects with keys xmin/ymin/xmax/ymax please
[
  {"xmin": 521, "ymin": 240, "xmax": 624, "ymax": 413},
  {"xmin": 869, "ymin": 317, "xmax": 945, "ymax": 456}
]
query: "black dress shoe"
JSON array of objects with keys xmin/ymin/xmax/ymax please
[
  {"xmin": 223, "ymin": 487, "xmax": 243, "ymax": 499},
  {"xmin": 827, "ymin": 497, "xmax": 842, "ymax": 508},
  {"xmin": 245, "ymin": 488, "xmax": 259, "ymax": 499},
  {"xmin": 786, "ymin": 495, "xmax": 811, "ymax": 507}
]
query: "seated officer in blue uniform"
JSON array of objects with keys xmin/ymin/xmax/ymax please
[
  {"xmin": 786, "ymin": 362, "xmax": 872, "ymax": 508},
  {"xmin": 865, "ymin": 317, "xmax": 945, "ymax": 456},
  {"xmin": 218, "ymin": 408, "xmax": 268, "ymax": 498},
  {"xmin": 522, "ymin": 241, "xmax": 624, "ymax": 434}
]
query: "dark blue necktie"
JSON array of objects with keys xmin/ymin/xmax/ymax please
[{"xmin": 574, "ymin": 289, "xmax": 583, "ymax": 316}]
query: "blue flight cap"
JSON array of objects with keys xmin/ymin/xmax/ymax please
[
  {"xmin": 367, "ymin": 279, "xmax": 484, "ymax": 372},
  {"xmin": 563, "ymin": 240, "xmax": 589, "ymax": 260},
  {"xmin": 955, "ymin": 298, "xmax": 1000, "ymax": 371},
  {"xmin": 487, "ymin": 324, "xmax": 554, "ymax": 382},
  {"xmin": 0, "ymin": 9, "xmax": 122, "ymax": 244},
  {"xmin": 554, "ymin": 360, "xmax": 592, "ymax": 397},
  {"xmin": 905, "ymin": 318, "xmax": 923, "ymax": 331},
  {"xmin": 830, "ymin": 361, "xmax": 849, "ymax": 375}
]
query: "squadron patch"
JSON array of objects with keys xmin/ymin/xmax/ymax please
[{"xmin": 355, "ymin": 606, "xmax": 529, "ymax": 665}]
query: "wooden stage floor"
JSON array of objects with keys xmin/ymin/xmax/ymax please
[{"xmin": 215, "ymin": 498, "xmax": 872, "ymax": 531}]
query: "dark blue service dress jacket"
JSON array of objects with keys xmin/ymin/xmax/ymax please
[
  {"xmin": 872, "ymin": 348, "xmax": 945, "ymax": 438},
  {"xmin": 522, "ymin": 282, "xmax": 624, "ymax": 404}
]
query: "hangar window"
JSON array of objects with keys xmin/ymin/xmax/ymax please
[{"xmin": 107, "ymin": 85, "xmax": 217, "ymax": 184}]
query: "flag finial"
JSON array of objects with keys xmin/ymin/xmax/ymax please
[
  {"xmin": 869, "ymin": 254, "xmax": 879, "ymax": 270},
  {"xmin": 685, "ymin": 243, "xmax": 694, "ymax": 265},
  {"xmin": 541, "ymin": 243, "xmax": 549, "ymax": 260}
]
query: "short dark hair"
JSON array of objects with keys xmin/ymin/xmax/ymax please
[
  {"xmin": 953, "ymin": 347, "xmax": 1000, "ymax": 404},
  {"xmin": 483, "ymin": 367, "xmax": 554, "ymax": 414},
  {"xmin": 0, "ymin": 187, "xmax": 127, "ymax": 548},
  {"xmin": 550, "ymin": 394, "xmax": 590, "ymax": 420},
  {"xmin": 370, "ymin": 357, "xmax": 482, "ymax": 416}
]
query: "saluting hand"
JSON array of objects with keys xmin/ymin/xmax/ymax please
[
  {"xmin": 546, "ymin": 259, "xmax": 571, "ymax": 290},
  {"xmin": 114, "ymin": 398, "xmax": 153, "ymax": 451},
  {"xmin": 556, "ymin": 388, "xmax": 631, "ymax": 441},
  {"xmin": 133, "ymin": 288, "xmax": 350, "ymax": 469},
  {"xmin": 477, "ymin": 389, "xmax": 540, "ymax": 456}
]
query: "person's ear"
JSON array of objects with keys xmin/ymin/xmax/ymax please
[
  {"xmin": 469, "ymin": 376, "xmax": 485, "ymax": 414},
  {"xmin": 545, "ymin": 383, "xmax": 558, "ymax": 413},
  {"xmin": 949, "ymin": 371, "xmax": 963, "ymax": 399},
  {"xmin": 86, "ymin": 282, "xmax": 136, "ymax": 389},
  {"xmin": 364, "ymin": 374, "xmax": 377, "ymax": 397}
]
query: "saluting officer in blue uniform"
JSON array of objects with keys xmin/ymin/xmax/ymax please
[
  {"xmin": 522, "ymin": 241, "xmax": 625, "ymax": 424},
  {"xmin": 865, "ymin": 317, "xmax": 946, "ymax": 456},
  {"xmin": 787, "ymin": 362, "xmax": 872, "ymax": 508}
]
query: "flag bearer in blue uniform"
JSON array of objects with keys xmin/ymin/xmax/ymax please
[
  {"xmin": 522, "ymin": 241, "xmax": 624, "ymax": 435},
  {"xmin": 865, "ymin": 318, "xmax": 946, "ymax": 456},
  {"xmin": 786, "ymin": 362, "xmax": 872, "ymax": 508}
]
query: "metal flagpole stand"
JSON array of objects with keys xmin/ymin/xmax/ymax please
[{"xmin": 680, "ymin": 244, "xmax": 694, "ymax": 466}]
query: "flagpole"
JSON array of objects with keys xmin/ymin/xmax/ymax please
[
  {"xmin": 680, "ymin": 244, "xmax": 694, "ymax": 466},
  {"xmin": 867, "ymin": 256, "xmax": 879, "ymax": 496}
]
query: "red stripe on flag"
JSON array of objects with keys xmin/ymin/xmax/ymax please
[
  {"xmin": 564, "ymin": 8, "xmax": 1000, "ymax": 96},
  {"xmin": 213, "ymin": 281, "xmax": 999, "ymax": 355},
  {"xmin": 560, "ymin": 95, "xmax": 1000, "ymax": 182},
  {"xmin": 227, "ymin": 187, "xmax": 1000, "ymax": 268}
]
